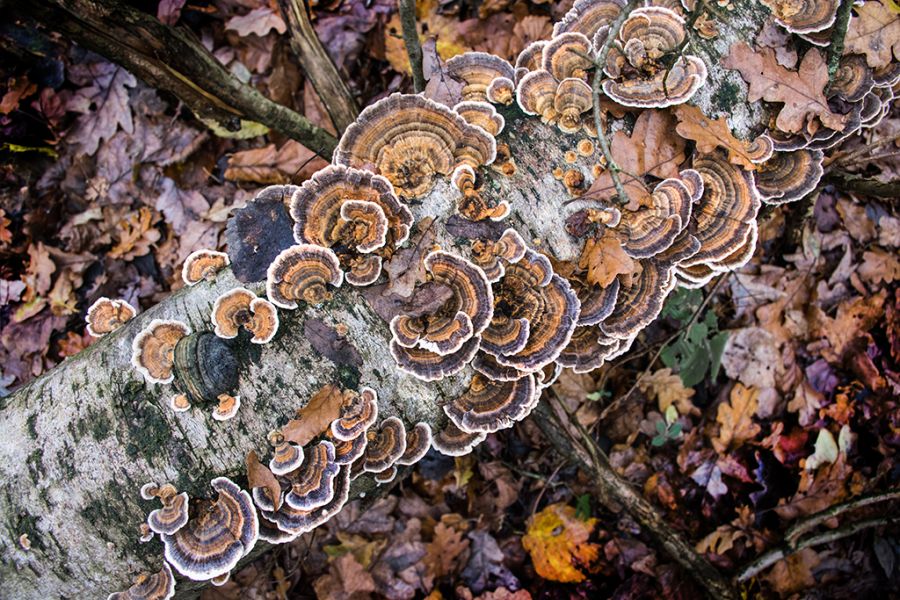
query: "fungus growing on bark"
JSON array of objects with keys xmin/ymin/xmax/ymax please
[
  {"xmin": 754, "ymin": 149, "xmax": 825, "ymax": 205},
  {"xmin": 454, "ymin": 101, "xmax": 506, "ymax": 136},
  {"xmin": 107, "ymin": 563, "xmax": 175, "ymax": 600},
  {"xmin": 487, "ymin": 77, "xmax": 516, "ymax": 105},
  {"xmin": 830, "ymin": 54, "xmax": 875, "ymax": 103},
  {"xmin": 182, "ymin": 249, "xmax": 230, "ymax": 286},
  {"xmin": 327, "ymin": 428, "xmax": 368, "ymax": 465},
  {"xmin": 362, "ymin": 416, "xmax": 407, "ymax": 473},
  {"xmin": 618, "ymin": 176, "xmax": 693, "ymax": 258},
  {"xmin": 247, "ymin": 450, "xmax": 283, "ymax": 512},
  {"xmin": 212, "ymin": 288, "xmax": 279, "ymax": 344},
  {"xmin": 543, "ymin": 32, "xmax": 593, "ymax": 81},
  {"xmin": 169, "ymin": 394, "xmax": 191, "ymax": 412},
  {"xmin": 145, "ymin": 483, "xmax": 190, "ymax": 535},
  {"xmin": 471, "ymin": 228, "xmax": 528, "ymax": 282},
  {"xmin": 331, "ymin": 386, "xmax": 378, "ymax": 441},
  {"xmin": 86, "ymin": 297, "xmax": 136, "ymax": 337},
  {"xmin": 432, "ymin": 421, "xmax": 487, "ymax": 457},
  {"xmin": 602, "ymin": 8, "xmax": 706, "ymax": 108},
  {"xmin": 373, "ymin": 466, "xmax": 398, "ymax": 484},
  {"xmin": 268, "ymin": 431, "xmax": 304, "ymax": 476},
  {"xmin": 574, "ymin": 279, "xmax": 620, "ymax": 326},
  {"xmin": 212, "ymin": 394, "xmax": 241, "ymax": 421},
  {"xmin": 517, "ymin": 70, "xmax": 559, "ymax": 123},
  {"xmin": 131, "ymin": 319, "xmax": 191, "ymax": 384},
  {"xmin": 483, "ymin": 249, "xmax": 580, "ymax": 372},
  {"xmin": 555, "ymin": 78, "xmax": 594, "ymax": 134},
  {"xmin": 577, "ymin": 139, "xmax": 595, "ymax": 156},
  {"xmin": 390, "ymin": 335, "xmax": 482, "ymax": 381},
  {"xmin": 554, "ymin": 0, "xmax": 627, "ymax": 38},
  {"xmin": 445, "ymin": 52, "xmax": 517, "ymax": 104},
  {"xmin": 162, "ymin": 477, "xmax": 258, "ymax": 581},
  {"xmin": 557, "ymin": 326, "xmax": 621, "ymax": 372},
  {"xmin": 472, "ymin": 352, "xmax": 529, "ymax": 381},
  {"xmin": 284, "ymin": 440, "xmax": 340, "ymax": 510},
  {"xmin": 396, "ymin": 422, "xmax": 433, "ymax": 465},
  {"xmin": 334, "ymin": 94, "xmax": 496, "ymax": 200},
  {"xmin": 390, "ymin": 251, "xmax": 493, "ymax": 356},
  {"xmin": 262, "ymin": 466, "xmax": 351, "ymax": 536},
  {"xmin": 266, "ymin": 244, "xmax": 343, "ymax": 309},
  {"xmin": 452, "ymin": 164, "xmax": 510, "ymax": 221},
  {"xmin": 759, "ymin": 0, "xmax": 838, "ymax": 34},
  {"xmin": 445, "ymin": 373, "xmax": 538, "ymax": 433},
  {"xmin": 515, "ymin": 41, "xmax": 548, "ymax": 81}
]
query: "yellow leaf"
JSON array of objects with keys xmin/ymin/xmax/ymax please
[
  {"xmin": 522, "ymin": 503, "xmax": 600, "ymax": 583},
  {"xmin": 712, "ymin": 383, "xmax": 761, "ymax": 454},
  {"xmin": 638, "ymin": 368, "xmax": 699, "ymax": 415},
  {"xmin": 383, "ymin": 0, "xmax": 470, "ymax": 75}
]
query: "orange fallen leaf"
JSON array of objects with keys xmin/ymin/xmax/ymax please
[
  {"xmin": 712, "ymin": 383, "xmax": 761, "ymax": 454},
  {"xmin": 638, "ymin": 368, "xmax": 699, "ymax": 416},
  {"xmin": 578, "ymin": 233, "xmax": 637, "ymax": 288},
  {"xmin": 522, "ymin": 503, "xmax": 600, "ymax": 583},
  {"xmin": 246, "ymin": 450, "xmax": 282, "ymax": 511},
  {"xmin": 281, "ymin": 384, "xmax": 346, "ymax": 446},
  {"xmin": 673, "ymin": 105, "xmax": 770, "ymax": 170}
]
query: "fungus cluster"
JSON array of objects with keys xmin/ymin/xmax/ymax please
[{"xmin": 86, "ymin": 297, "xmax": 136, "ymax": 337}]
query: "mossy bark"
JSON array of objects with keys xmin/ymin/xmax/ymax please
[{"xmin": 0, "ymin": 2, "xmax": 774, "ymax": 596}]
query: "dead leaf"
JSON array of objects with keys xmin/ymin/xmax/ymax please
[
  {"xmin": 765, "ymin": 548, "xmax": 821, "ymax": 595},
  {"xmin": 225, "ymin": 7, "xmax": 287, "ymax": 37},
  {"xmin": 66, "ymin": 61, "xmax": 137, "ymax": 155},
  {"xmin": 225, "ymin": 140, "xmax": 328, "ymax": 184},
  {"xmin": 722, "ymin": 43, "xmax": 847, "ymax": 134},
  {"xmin": 246, "ymin": 450, "xmax": 282, "ymax": 510},
  {"xmin": 1, "ymin": 77, "xmax": 37, "ymax": 115},
  {"xmin": 578, "ymin": 233, "xmax": 637, "ymax": 288},
  {"xmin": 845, "ymin": 0, "xmax": 900, "ymax": 68},
  {"xmin": 108, "ymin": 207, "xmax": 162, "ymax": 261},
  {"xmin": 638, "ymin": 368, "xmax": 699, "ymax": 416},
  {"xmin": 721, "ymin": 327, "xmax": 783, "ymax": 389},
  {"xmin": 313, "ymin": 553, "xmax": 377, "ymax": 600},
  {"xmin": 522, "ymin": 503, "xmax": 600, "ymax": 583},
  {"xmin": 425, "ymin": 517, "xmax": 471, "ymax": 579},
  {"xmin": 858, "ymin": 249, "xmax": 900, "ymax": 285},
  {"xmin": 811, "ymin": 290, "xmax": 886, "ymax": 361},
  {"xmin": 787, "ymin": 380, "xmax": 827, "ymax": 427},
  {"xmin": 673, "ymin": 105, "xmax": 768, "ymax": 170},
  {"xmin": 712, "ymin": 384, "xmax": 761, "ymax": 454},
  {"xmin": 281, "ymin": 384, "xmax": 346, "ymax": 446},
  {"xmin": 835, "ymin": 197, "xmax": 876, "ymax": 242}
]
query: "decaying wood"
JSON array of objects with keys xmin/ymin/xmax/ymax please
[
  {"xmin": 0, "ymin": 1, "xmax": 777, "ymax": 596},
  {"xmin": 12, "ymin": 0, "xmax": 338, "ymax": 155}
]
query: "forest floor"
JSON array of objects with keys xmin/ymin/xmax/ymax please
[{"xmin": 1, "ymin": 0, "xmax": 899, "ymax": 598}]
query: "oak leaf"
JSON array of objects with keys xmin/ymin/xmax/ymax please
[
  {"xmin": 858, "ymin": 249, "xmax": 900, "ymax": 285},
  {"xmin": 722, "ymin": 43, "xmax": 847, "ymax": 134},
  {"xmin": 638, "ymin": 368, "xmax": 699, "ymax": 416},
  {"xmin": 225, "ymin": 140, "xmax": 328, "ymax": 184},
  {"xmin": 577, "ymin": 233, "xmax": 637, "ymax": 288},
  {"xmin": 281, "ymin": 384, "xmax": 346, "ymax": 446},
  {"xmin": 312, "ymin": 553, "xmax": 377, "ymax": 600},
  {"xmin": 245, "ymin": 450, "xmax": 282, "ymax": 510},
  {"xmin": 845, "ymin": 0, "xmax": 900, "ymax": 68},
  {"xmin": 425, "ymin": 518, "xmax": 471, "ymax": 579},
  {"xmin": 712, "ymin": 383, "xmax": 761, "ymax": 454},
  {"xmin": 765, "ymin": 548, "xmax": 821, "ymax": 595},
  {"xmin": 66, "ymin": 62, "xmax": 136, "ymax": 155},
  {"xmin": 673, "ymin": 105, "xmax": 768, "ymax": 170},
  {"xmin": 225, "ymin": 8, "xmax": 287, "ymax": 37},
  {"xmin": 522, "ymin": 503, "xmax": 600, "ymax": 583}
]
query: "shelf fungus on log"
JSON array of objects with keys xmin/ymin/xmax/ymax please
[
  {"xmin": 361, "ymin": 416, "xmax": 407, "ymax": 473},
  {"xmin": 471, "ymin": 228, "xmax": 528, "ymax": 282},
  {"xmin": 266, "ymin": 244, "xmax": 344, "ymax": 309},
  {"xmin": 601, "ymin": 7, "xmax": 707, "ymax": 108},
  {"xmin": 514, "ymin": 40, "xmax": 548, "ymax": 82},
  {"xmin": 754, "ymin": 149, "xmax": 825, "ymax": 205},
  {"xmin": 831, "ymin": 55, "xmax": 875, "ymax": 103},
  {"xmin": 454, "ymin": 101, "xmax": 506, "ymax": 136},
  {"xmin": 445, "ymin": 52, "xmax": 517, "ymax": 105},
  {"xmin": 267, "ymin": 431, "xmax": 304, "ymax": 476},
  {"xmin": 482, "ymin": 249, "xmax": 580, "ymax": 372},
  {"xmin": 758, "ymin": 0, "xmax": 838, "ymax": 34},
  {"xmin": 284, "ymin": 441, "xmax": 340, "ymax": 510},
  {"xmin": 573, "ymin": 279, "xmax": 620, "ymax": 326},
  {"xmin": 331, "ymin": 386, "xmax": 379, "ymax": 441},
  {"xmin": 131, "ymin": 319, "xmax": 191, "ymax": 384},
  {"xmin": 289, "ymin": 165, "xmax": 413, "ymax": 286},
  {"xmin": 181, "ymin": 249, "xmax": 230, "ymax": 286},
  {"xmin": 106, "ymin": 563, "xmax": 175, "ymax": 600},
  {"xmin": 260, "ymin": 466, "xmax": 350, "ymax": 538},
  {"xmin": 142, "ymin": 483, "xmax": 189, "ymax": 536},
  {"xmin": 211, "ymin": 288, "xmax": 279, "ymax": 344},
  {"xmin": 212, "ymin": 393, "xmax": 241, "ymax": 421},
  {"xmin": 162, "ymin": 477, "xmax": 258, "ymax": 582},
  {"xmin": 553, "ymin": 0, "xmax": 628, "ymax": 39},
  {"xmin": 327, "ymin": 427, "xmax": 368, "ymax": 465},
  {"xmin": 333, "ymin": 93, "xmax": 497, "ymax": 200},
  {"xmin": 396, "ymin": 422, "xmax": 433, "ymax": 465},
  {"xmin": 432, "ymin": 421, "xmax": 487, "ymax": 457},
  {"xmin": 373, "ymin": 466, "xmax": 398, "ymax": 484},
  {"xmin": 86, "ymin": 297, "xmax": 136, "ymax": 337},
  {"xmin": 618, "ymin": 175, "xmax": 695, "ymax": 259},
  {"xmin": 444, "ymin": 372, "xmax": 538, "ymax": 433}
]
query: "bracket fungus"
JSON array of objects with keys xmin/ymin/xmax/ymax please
[
  {"xmin": 284, "ymin": 440, "xmax": 340, "ymax": 510},
  {"xmin": 182, "ymin": 249, "xmax": 230, "ymax": 286},
  {"xmin": 515, "ymin": 41, "xmax": 548, "ymax": 81},
  {"xmin": 331, "ymin": 386, "xmax": 379, "ymax": 441},
  {"xmin": 327, "ymin": 428, "xmax": 369, "ymax": 465},
  {"xmin": 162, "ymin": 477, "xmax": 258, "ymax": 581},
  {"xmin": 601, "ymin": 7, "xmax": 707, "ymax": 108},
  {"xmin": 618, "ymin": 176, "xmax": 694, "ymax": 259},
  {"xmin": 553, "ymin": 0, "xmax": 628, "ymax": 39},
  {"xmin": 445, "ymin": 373, "xmax": 538, "ymax": 433},
  {"xmin": 454, "ymin": 101, "xmax": 506, "ymax": 137},
  {"xmin": 212, "ymin": 393, "xmax": 241, "ymax": 421},
  {"xmin": 131, "ymin": 319, "xmax": 191, "ymax": 385},
  {"xmin": 471, "ymin": 228, "xmax": 528, "ymax": 282},
  {"xmin": 212, "ymin": 288, "xmax": 279, "ymax": 344},
  {"xmin": 361, "ymin": 416, "xmax": 407, "ymax": 473},
  {"xmin": 261, "ymin": 466, "xmax": 351, "ymax": 537},
  {"xmin": 445, "ymin": 52, "xmax": 517, "ymax": 105},
  {"xmin": 144, "ymin": 484, "xmax": 189, "ymax": 535},
  {"xmin": 266, "ymin": 244, "xmax": 343, "ymax": 309},
  {"xmin": 759, "ymin": 0, "xmax": 838, "ymax": 34},
  {"xmin": 334, "ymin": 93, "xmax": 496, "ymax": 201},
  {"xmin": 432, "ymin": 421, "xmax": 487, "ymax": 457},
  {"xmin": 268, "ymin": 431, "xmax": 304, "ymax": 476},
  {"xmin": 86, "ymin": 297, "xmax": 136, "ymax": 337},
  {"xmin": 396, "ymin": 422, "xmax": 433, "ymax": 466},
  {"xmin": 373, "ymin": 466, "xmax": 399, "ymax": 484},
  {"xmin": 107, "ymin": 563, "xmax": 175, "ymax": 600},
  {"xmin": 755, "ymin": 149, "xmax": 825, "ymax": 205}
]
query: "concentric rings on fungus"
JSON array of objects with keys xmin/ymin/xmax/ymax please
[
  {"xmin": 471, "ymin": 228, "xmax": 528, "ymax": 282},
  {"xmin": 444, "ymin": 373, "xmax": 538, "ymax": 433},
  {"xmin": 554, "ymin": 0, "xmax": 628, "ymax": 38},
  {"xmin": 285, "ymin": 440, "xmax": 340, "ymax": 511},
  {"xmin": 162, "ymin": 477, "xmax": 258, "ymax": 581},
  {"xmin": 515, "ymin": 41, "xmax": 548, "ymax": 81},
  {"xmin": 830, "ymin": 54, "xmax": 875, "ymax": 102},
  {"xmin": 131, "ymin": 319, "xmax": 191, "ymax": 384},
  {"xmin": 454, "ymin": 101, "xmax": 506, "ymax": 136},
  {"xmin": 517, "ymin": 70, "xmax": 559, "ymax": 123},
  {"xmin": 432, "ymin": 421, "xmax": 487, "ymax": 457},
  {"xmin": 331, "ymin": 386, "xmax": 378, "ymax": 441},
  {"xmin": 542, "ymin": 32, "xmax": 594, "ymax": 81},
  {"xmin": 557, "ymin": 325, "xmax": 621, "ymax": 373},
  {"xmin": 327, "ymin": 428, "xmax": 368, "ymax": 465},
  {"xmin": 471, "ymin": 352, "xmax": 529, "ymax": 381},
  {"xmin": 268, "ymin": 433, "xmax": 304, "ymax": 476},
  {"xmin": 182, "ymin": 249, "xmax": 230, "ymax": 286},
  {"xmin": 574, "ymin": 279, "xmax": 620, "ymax": 326},
  {"xmin": 107, "ymin": 563, "xmax": 175, "ymax": 600},
  {"xmin": 212, "ymin": 288, "xmax": 279, "ymax": 344},
  {"xmin": 362, "ymin": 417, "xmax": 407, "ymax": 473},
  {"xmin": 555, "ymin": 78, "xmax": 594, "ymax": 134},
  {"xmin": 86, "ymin": 297, "xmax": 136, "ymax": 337},
  {"xmin": 266, "ymin": 244, "xmax": 343, "ymax": 309},
  {"xmin": 754, "ymin": 149, "xmax": 825, "ymax": 205},
  {"xmin": 396, "ymin": 422, "xmax": 433, "ymax": 466},
  {"xmin": 373, "ymin": 466, "xmax": 398, "ymax": 484},
  {"xmin": 144, "ymin": 484, "xmax": 190, "ymax": 535},
  {"xmin": 390, "ymin": 335, "xmax": 482, "ymax": 381},
  {"xmin": 333, "ymin": 93, "xmax": 496, "ymax": 200},
  {"xmin": 619, "ymin": 176, "xmax": 694, "ymax": 259},
  {"xmin": 759, "ymin": 0, "xmax": 838, "ymax": 34},
  {"xmin": 445, "ymin": 52, "xmax": 517, "ymax": 104},
  {"xmin": 262, "ymin": 466, "xmax": 350, "ymax": 536}
]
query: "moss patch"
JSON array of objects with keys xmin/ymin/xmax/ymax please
[{"xmin": 713, "ymin": 81, "xmax": 742, "ymax": 115}]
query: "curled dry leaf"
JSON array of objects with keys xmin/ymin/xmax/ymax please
[
  {"xmin": 577, "ymin": 234, "xmax": 638, "ymax": 288},
  {"xmin": 246, "ymin": 450, "xmax": 282, "ymax": 511},
  {"xmin": 281, "ymin": 384, "xmax": 346, "ymax": 446},
  {"xmin": 673, "ymin": 105, "xmax": 772, "ymax": 170}
]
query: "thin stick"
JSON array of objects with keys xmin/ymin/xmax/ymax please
[
  {"xmin": 827, "ymin": 0, "xmax": 855, "ymax": 82},
  {"xmin": 737, "ymin": 516, "xmax": 898, "ymax": 581},
  {"xmin": 590, "ymin": 0, "xmax": 638, "ymax": 206},
  {"xmin": 398, "ymin": 0, "xmax": 426, "ymax": 93},
  {"xmin": 784, "ymin": 489, "xmax": 900, "ymax": 546}
]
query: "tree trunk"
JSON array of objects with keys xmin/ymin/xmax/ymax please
[{"xmin": 0, "ymin": 1, "xmax": 772, "ymax": 596}]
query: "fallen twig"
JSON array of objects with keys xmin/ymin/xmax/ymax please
[{"xmin": 398, "ymin": 0, "xmax": 426, "ymax": 93}]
